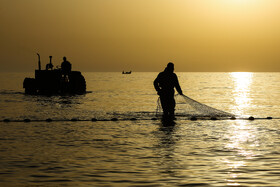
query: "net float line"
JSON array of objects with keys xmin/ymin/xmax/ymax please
[{"xmin": 0, "ymin": 116, "xmax": 276, "ymax": 123}]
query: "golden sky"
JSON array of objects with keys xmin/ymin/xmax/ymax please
[{"xmin": 1, "ymin": 0, "xmax": 280, "ymax": 72}]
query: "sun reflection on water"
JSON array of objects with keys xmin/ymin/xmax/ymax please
[
  {"xmin": 226, "ymin": 121, "xmax": 258, "ymax": 158},
  {"xmin": 222, "ymin": 120, "xmax": 259, "ymax": 186},
  {"xmin": 231, "ymin": 72, "xmax": 253, "ymax": 116},
  {"xmin": 223, "ymin": 72, "xmax": 258, "ymax": 186}
]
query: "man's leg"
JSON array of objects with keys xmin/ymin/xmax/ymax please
[
  {"xmin": 160, "ymin": 95, "xmax": 169, "ymax": 117},
  {"xmin": 168, "ymin": 96, "xmax": 176, "ymax": 118}
]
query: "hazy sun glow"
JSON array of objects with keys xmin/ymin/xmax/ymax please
[
  {"xmin": 1, "ymin": 0, "xmax": 280, "ymax": 72},
  {"xmin": 226, "ymin": 0, "xmax": 256, "ymax": 4}
]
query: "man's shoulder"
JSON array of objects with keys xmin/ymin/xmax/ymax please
[
  {"xmin": 64, "ymin": 61, "xmax": 71, "ymax": 65},
  {"xmin": 157, "ymin": 71, "xmax": 164, "ymax": 77},
  {"xmin": 158, "ymin": 71, "xmax": 177, "ymax": 76}
]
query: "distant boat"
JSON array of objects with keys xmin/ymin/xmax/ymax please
[{"xmin": 122, "ymin": 71, "xmax": 132, "ymax": 74}]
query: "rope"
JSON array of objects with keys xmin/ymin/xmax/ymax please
[{"xmin": 0, "ymin": 116, "xmax": 276, "ymax": 123}]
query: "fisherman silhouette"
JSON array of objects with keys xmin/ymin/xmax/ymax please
[
  {"xmin": 154, "ymin": 62, "xmax": 183, "ymax": 118},
  {"xmin": 61, "ymin": 57, "xmax": 72, "ymax": 76}
]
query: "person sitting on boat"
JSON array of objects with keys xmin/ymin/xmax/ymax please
[
  {"xmin": 154, "ymin": 62, "xmax": 183, "ymax": 118},
  {"xmin": 46, "ymin": 56, "xmax": 54, "ymax": 70},
  {"xmin": 61, "ymin": 57, "xmax": 72, "ymax": 76}
]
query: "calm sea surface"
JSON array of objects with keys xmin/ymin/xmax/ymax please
[{"xmin": 1, "ymin": 72, "xmax": 280, "ymax": 186}]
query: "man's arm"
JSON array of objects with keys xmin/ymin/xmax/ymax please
[
  {"xmin": 174, "ymin": 74, "xmax": 183, "ymax": 95},
  {"xmin": 154, "ymin": 74, "xmax": 163, "ymax": 95},
  {"xmin": 154, "ymin": 76, "xmax": 160, "ymax": 92}
]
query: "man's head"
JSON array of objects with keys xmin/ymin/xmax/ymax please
[
  {"xmin": 63, "ymin": 57, "xmax": 67, "ymax": 61},
  {"xmin": 166, "ymin": 62, "xmax": 174, "ymax": 73}
]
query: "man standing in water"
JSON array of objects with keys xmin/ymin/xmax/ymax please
[{"xmin": 154, "ymin": 62, "xmax": 183, "ymax": 118}]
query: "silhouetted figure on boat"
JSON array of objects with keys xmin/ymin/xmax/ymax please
[
  {"xmin": 61, "ymin": 56, "xmax": 72, "ymax": 76},
  {"xmin": 46, "ymin": 56, "xmax": 54, "ymax": 70},
  {"xmin": 154, "ymin": 62, "xmax": 183, "ymax": 118}
]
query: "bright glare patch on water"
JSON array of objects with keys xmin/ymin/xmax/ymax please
[{"xmin": 231, "ymin": 72, "xmax": 253, "ymax": 116}]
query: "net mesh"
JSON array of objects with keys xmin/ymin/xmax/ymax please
[{"xmin": 156, "ymin": 94, "xmax": 234, "ymax": 117}]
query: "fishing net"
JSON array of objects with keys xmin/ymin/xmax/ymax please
[{"xmin": 156, "ymin": 94, "xmax": 234, "ymax": 117}]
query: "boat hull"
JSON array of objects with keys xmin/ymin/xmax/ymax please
[{"xmin": 23, "ymin": 70, "xmax": 86, "ymax": 95}]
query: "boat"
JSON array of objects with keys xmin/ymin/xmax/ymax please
[
  {"xmin": 23, "ymin": 54, "xmax": 86, "ymax": 95},
  {"xmin": 122, "ymin": 71, "xmax": 132, "ymax": 74}
]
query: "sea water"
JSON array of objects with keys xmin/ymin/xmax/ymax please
[{"xmin": 1, "ymin": 72, "xmax": 280, "ymax": 186}]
